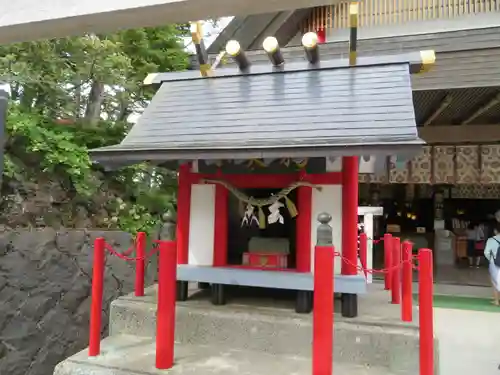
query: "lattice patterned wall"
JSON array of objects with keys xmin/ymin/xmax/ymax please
[
  {"xmin": 361, "ymin": 144, "xmax": 500, "ymax": 185},
  {"xmin": 302, "ymin": 0, "xmax": 500, "ymax": 31},
  {"xmin": 302, "ymin": 5, "xmax": 334, "ymax": 32}
]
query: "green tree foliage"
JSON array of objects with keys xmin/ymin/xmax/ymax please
[{"xmin": 0, "ymin": 26, "xmax": 189, "ymax": 234}]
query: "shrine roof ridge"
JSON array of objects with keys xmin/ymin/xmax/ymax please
[{"xmin": 143, "ymin": 51, "xmax": 432, "ymax": 85}]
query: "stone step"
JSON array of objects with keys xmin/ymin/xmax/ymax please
[
  {"xmin": 109, "ymin": 287, "xmax": 421, "ymax": 374},
  {"xmin": 54, "ymin": 334, "xmax": 397, "ymax": 375}
]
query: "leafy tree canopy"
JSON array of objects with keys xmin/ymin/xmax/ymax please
[{"xmin": 0, "ymin": 25, "xmax": 190, "ymax": 235}]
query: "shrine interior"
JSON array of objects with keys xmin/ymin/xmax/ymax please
[{"xmin": 227, "ymin": 188, "xmax": 297, "ymax": 268}]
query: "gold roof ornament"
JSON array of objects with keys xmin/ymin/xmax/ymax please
[
  {"xmin": 190, "ymin": 21, "xmax": 213, "ymax": 77},
  {"xmin": 262, "ymin": 36, "xmax": 285, "ymax": 66},
  {"xmin": 302, "ymin": 32, "xmax": 320, "ymax": 64},
  {"xmin": 225, "ymin": 40, "xmax": 251, "ymax": 71},
  {"xmin": 348, "ymin": 1, "xmax": 359, "ymax": 66},
  {"xmin": 418, "ymin": 50, "xmax": 437, "ymax": 73}
]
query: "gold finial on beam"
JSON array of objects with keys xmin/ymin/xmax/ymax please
[
  {"xmin": 190, "ymin": 21, "xmax": 203, "ymax": 43},
  {"xmin": 143, "ymin": 73, "xmax": 158, "ymax": 85},
  {"xmin": 225, "ymin": 40, "xmax": 251, "ymax": 72},
  {"xmin": 348, "ymin": 2, "xmax": 359, "ymax": 66},
  {"xmin": 302, "ymin": 32, "xmax": 320, "ymax": 64},
  {"xmin": 262, "ymin": 36, "xmax": 285, "ymax": 66},
  {"xmin": 190, "ymin": 21, "xmax": 212, "ymax": 77},
  {"xmin": 418, "ymin": 50, "xmax": 436, "ymax": 73}
]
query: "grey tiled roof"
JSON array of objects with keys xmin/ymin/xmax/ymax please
[{"xmin": 91, "ymin": 56, "xmax": 424, "ymax": 164}]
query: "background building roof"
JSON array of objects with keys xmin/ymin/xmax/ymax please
[{"xmin": 206, "ymin": 10, "xmax": 311, "ymax": 54}]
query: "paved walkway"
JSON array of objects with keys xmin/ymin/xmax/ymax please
[
  {"xmin": 416, "ymin": 282, "xmax": 498, "ymax": 375},
  {"xmin": 369, "ymin": 281, "xmax": 499, "ymax": 374},
  {"xmin": 436, "ymin": 307, "xmax": 500, "ymax": 375}
]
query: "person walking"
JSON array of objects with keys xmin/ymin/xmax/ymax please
[
  {"xmin": 483, "ymin": 223, "xmax": 500, "ymax": 306},
  {"xmin": 466, "ymin": 222, "xmax": 483, "ymax": 268}
]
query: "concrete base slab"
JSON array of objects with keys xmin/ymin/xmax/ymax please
[{"xmin": 54, "ymin": 335, "xmax": 395, "ymax": 375}]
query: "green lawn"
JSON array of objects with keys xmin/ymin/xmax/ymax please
[{"xmin": 413, "ymin": 294, "xmax": 500, "ymax": 313}]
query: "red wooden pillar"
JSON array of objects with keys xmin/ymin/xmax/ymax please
[
  {"xmin": 88, "ymin": 237, "xmax": 105, "ymax": 357},
  {"xmin": 134, "ymin": 232, "xmax": 146, "ymax": 297},
  {"xmin": 401, "ymin": 241, "xmax": 413, "ymax": 322},
  {"xmin": 312, "ymin": 245, "xmax": 334, "ymax": 375},
  {"xmin": 296, "ymin": 185, "xmax": 313, "ymax": 272},
  {"xmin": 176, "ymin": 164, "xmax": 191, "ymax": 265},
  {"xmin": 341, "ymin": 156, "xmax": 359, "ymax": 275},
  {"xmin": 419, "ymin": 248, "xmax": 434, "ymax": 375},
  {"xmin": 384, "ymin": 233, "xmax": 393, "ymax": 290},
  {"xmin": 213, "ymin": 184, "xmax": 228, "ymax": 266},
  {"xmin": 391, "ymin": 237, "xmax": 401, "ymax": 304},
  {"xmin": 156, "ymin": 240, "xmax": 177, "ymax": 369},
  {"xmin": 297, "ymin": 170, "xmax": 313, "ymax": 272}
]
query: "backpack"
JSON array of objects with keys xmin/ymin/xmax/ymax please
[{"xmin": 492, "ymin": 238, "xmax": 500, "ymax": 267}]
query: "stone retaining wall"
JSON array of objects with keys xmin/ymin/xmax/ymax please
[{"xmin": 0, "ymin": 229, "xmax": 146, "ymax": 375}]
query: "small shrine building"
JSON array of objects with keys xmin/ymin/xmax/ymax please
[{"xmin": 90, "ymin": 21, "xmax": 434, "ymax": 317}]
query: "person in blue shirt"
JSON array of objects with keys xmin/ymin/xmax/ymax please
[{"xmin": 483, "ymin": 223, "xmax": 500, "ymax": 306}]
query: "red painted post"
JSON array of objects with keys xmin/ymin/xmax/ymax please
[
  {"xmin": 312, "ymin": 245, "xmax": 334, "ymax": 375},
  {"xmin": 89, "ymin": 237, "xmax": 105, "ymax": 356},
  {"xmin": 419, "ymin": 248, "xmax": 434, "ymax": 375},
  {"xmin": 156, "ymin": 240, "xmax": 178, "ymax": 369},
  {"xmin": 135, "ymin": 232, "xmax": 146, "ymax": 297},
  {"xmin": 384, "ymin": 233, "xmax": 393, "ymax": 290},
  {"xmin": 359, "ymin": 232, "xmax": 368, "ymax": 277},
  {"xmin": 296, "ymin": 184, "xmax": 313, "ymax": 272},
  {"xmin": 341, "ymin": 156, "xmax": 359, "ymax": 276},
  {"xmin": 213, "ymin": 185, "xmax": 229, "ymax": 267},
  {"xmin": 401, "ymin": 241, "xmax": 413, "ymax": 322},
  {"xmin": 391, "ymin": 237, "xmax": 401, "ymax": 304},
  {"xmin": 176, "ymin": 164, "xmax": 191, "ymax": 265}
]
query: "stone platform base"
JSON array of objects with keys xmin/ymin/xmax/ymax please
[
  {"xmin": 107, "ymin": 285, "xmax": 429, "ymax": 374},
  {"xmin": 53, "ymin": 284, "xmax": 439, "ymax": 375},
  {"xmin": 53, "ymin": 335, "xmax": 393, "ymax": 375}
]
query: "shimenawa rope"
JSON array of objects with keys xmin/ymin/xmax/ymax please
[{"xmin": 200, "ymin": 178, "xmax": 322, "ymax": 228}]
